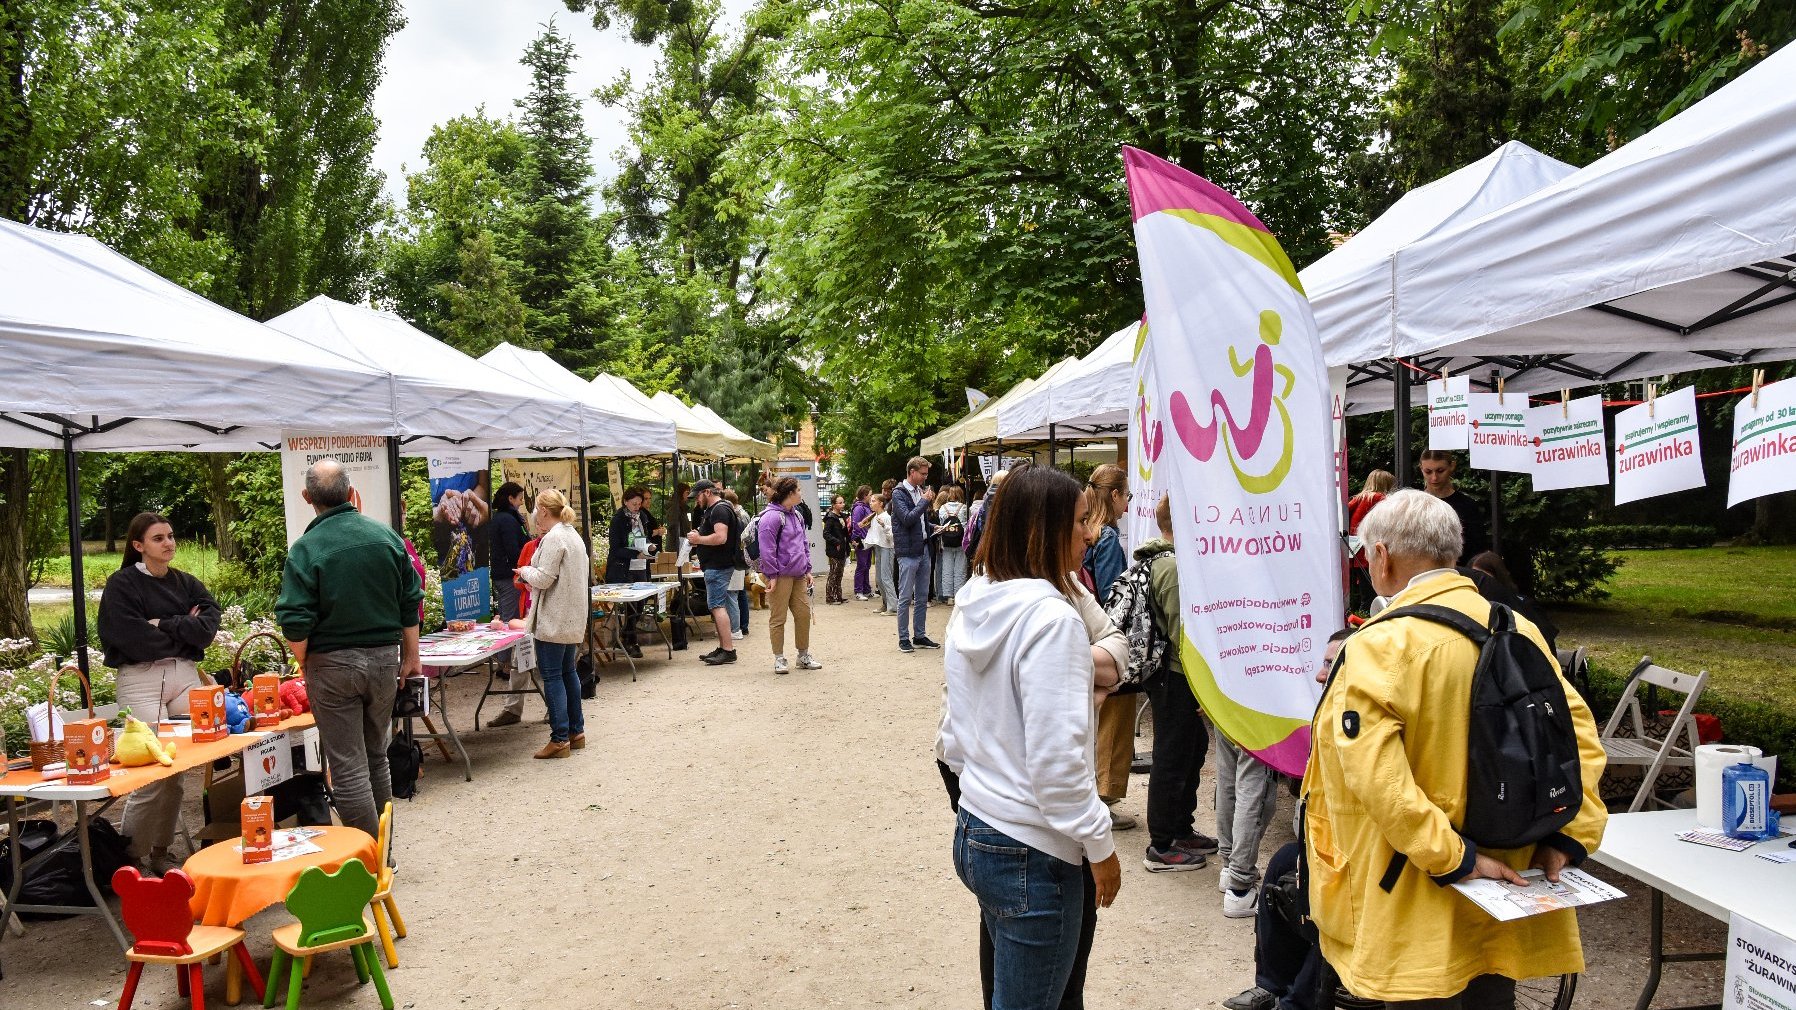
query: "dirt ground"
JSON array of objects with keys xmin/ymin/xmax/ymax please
[{"xmin": 3, "ymin": 597, "xmax": 1731, "ymax": 1009}]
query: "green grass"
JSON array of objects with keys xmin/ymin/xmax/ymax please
[
  {"xmin": 37, "ymin": 544, "xmax": 223, "ymax": 590},
  {"xmin": 1555, "ymin": 546, "xmax": 1796, "ymax": 714}
]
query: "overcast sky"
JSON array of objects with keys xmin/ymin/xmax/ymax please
[{"xmin": 372, "ymin": 0, "xmax": 749, "ymax": 207}]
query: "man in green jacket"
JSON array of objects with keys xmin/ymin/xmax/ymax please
[
  {"xmin": 1142, "ymin": 492, "xmax": 1218, "ymax": 872},
  {"xmin": 275, "ymin": 458, "xmax": 424, "ymax": 836}
]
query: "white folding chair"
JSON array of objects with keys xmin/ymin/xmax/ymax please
[{"xmin": 1600, "ymin": 657, "xmax": 1708, "ymax": 812}]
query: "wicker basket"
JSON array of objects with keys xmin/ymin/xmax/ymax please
[
  {"xmin": 227, "ymin": 631, "xmax": 297, "ymax": 691},
  {"xmin": 28, "ymin": 661, "xmax": 95, "ymax": 769}
]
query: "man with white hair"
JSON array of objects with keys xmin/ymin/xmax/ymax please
[{"xmin": 1301, "ymin": 490, "xmax": 1607, "ymax": 1008}]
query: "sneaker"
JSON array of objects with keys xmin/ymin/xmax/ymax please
[
  {"xmin": 699, "ymin": 647, "xmax": 723, "ymax": 661},
  {"xmin": 796, "ymin": 653, "xmax": 822, "ymax": 671},
  {"xmin": 1223, "ymin": 986, "xmax": 1276, "ymax": 1010},
  {"xmin": 485, "ymin": 710, "xmax": 521, "ymax": 728},
  {"xmin": 855, "ymin": 594, "xmax": 869, "ymax": 601},
  {"xmin": 702, "ymin": 649, "xmax": 737, "ymax": 666},
  {"xmin": 623, "ymin": 642, "xmax": 643, "ymax": 659},
  {"xmin": 912, "ymin": 636, "xmax": 942, "ymax": 650},
  {"xmin": 1143, "ymin": 844, "xmax": 1207, "ymax": 872},
  {"xmin": 774, "ymin": 654, "xmax": 790, "ymax": 675},
  {"xmin": 871, "ymin": 608, "xmax": 888, "ymax": 616},
  {"xmin": 1223, "ymin": 885, "xmax": 1260, "ymax": 918},
  {"xmin": 1110, "ymin": 809, "xmax": 1139, "ymax": 831},
  {"xmin": 1174, "ymin": 832, "xmax": 1220, "ymax": 855},
  {"xmin": 731, "ymin": 629, "xmax": 745, "ymax": 638},
  {"xmin": 898, "ymin": 641, "xmax": 915, "ymax": 654}
]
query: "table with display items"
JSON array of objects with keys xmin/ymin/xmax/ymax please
[
  {"xmin": 415, "ymin": 627, "xmax": 535, "ymax": 780},
  {"xmin": 0, "ymin": 714, "xmax": 317, "ymax": 954},
  {"xmin": 591, "ymin": 582, "xmax": 679, "ymax": 680},
  {"xmin": 1591, "ymin": 808, "xmax": 1796, "ymax": 1010}
]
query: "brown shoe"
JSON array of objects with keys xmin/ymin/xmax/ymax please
[
  {"xmin": 569, "ymin": 733, "xmax": 586, "ymax": 750},
  {"xmin": 534, "ymin": 741, "xmax": 571, "ymax": 759}
]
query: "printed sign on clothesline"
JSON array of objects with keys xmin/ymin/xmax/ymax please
[
  {"xmin": 1527, "ymin": 396, "xmax": 1609, "ymax": 491},
  {"xmin": 1727, "ymin": 377, "xmax": 1796, "ymax": 507},
  {"xmin": 1427, "ymin": 376, "xmax": 1471, "ymax": 450},
  {"xmin": 1467, "ymin": 393, "xmax": 1533, "ymax": 473},
  {"xmin": 1614, "ymin": 386, "xmax": 1706, "ymax": 506}
]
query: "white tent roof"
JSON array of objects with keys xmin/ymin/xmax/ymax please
[
  {"xmin": 647, "ymin": 392, "xmax": 774, "ymax": 462},
  {"xmin": 476, "ymin": 343, "xmax": 677, "ymax": 456},
  {"xmin": 920, "ymin": 357, "xmax": 1078, "ymax": 455},
  {"xmin": 1307, "ymin": 141, "xmax": 1577, "ymax": 371},
  {"xmin": 997, "ymin": 323, "xmax": 1141, "ymax": 440},
  {"xmin": 1333, "ymin": 47, "xmax": 1796, "ymax": 414},
  {"xmin": 265, "ymin": 297, "xmax": 592, "ymax": 453},
  {"xmin": 0, "ymin": 221, "xmax": 399, "ymax": 450},
  {"xmin": 689, "ymin": 403, "xmax": 776, "ymax": 461}
]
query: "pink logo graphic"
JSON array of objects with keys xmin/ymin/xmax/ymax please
[{"xmin": 1167, "ymin": 310, "xmax": 1295, "ymax": 494}]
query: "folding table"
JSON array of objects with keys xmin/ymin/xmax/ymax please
[
  {"xmin": 414, "ymin": 628, "xmax": 533, "ymax": 779},
  {"xmin": 591, "ymin": 582, "xmax": 678, "ymax": 681}
]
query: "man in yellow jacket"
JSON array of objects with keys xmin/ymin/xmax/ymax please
[{"xmin": 1304, "ymin": 490, "xmax": 1607, "ymax": 1007}]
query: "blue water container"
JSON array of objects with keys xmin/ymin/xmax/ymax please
[{"xmin": 1722, "ymin": 761, "xmax": 1773, "ymax": 840}]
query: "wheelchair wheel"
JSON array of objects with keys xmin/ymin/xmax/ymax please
[{"xmin": 1516, "ymin": 974, "xmax": 1576, "ymax": 1010}]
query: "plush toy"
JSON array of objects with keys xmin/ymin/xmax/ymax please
[
  {"xmin": 115, "ymin": 716, "xmax": 177, "ymax": 767},
  {"xmin": 278, "ymin": 678, "xmax": 310, "ymax": 715},
  {"xmin": 224, "ymin": 691, "xmax": 252, "ymax": 734}
]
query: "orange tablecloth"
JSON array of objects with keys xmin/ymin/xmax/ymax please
[
  {"xmin": 0, "ymin": 713, "xmax": 317, "ymax": 798},
  {"xmin": 184, "ymin": 824, "xmax": 376, "ymax": 927}
]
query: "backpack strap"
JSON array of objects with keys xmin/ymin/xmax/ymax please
[{"xmin": 1377, "ymin": 603, "xmax": 1494, "ymax": 644}]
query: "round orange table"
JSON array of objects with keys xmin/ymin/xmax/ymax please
[{"xmin": 184, "ymin": 825, "xmax": 377, "ymax": 927}]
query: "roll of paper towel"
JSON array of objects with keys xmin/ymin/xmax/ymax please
[{"xmin": 1695, "ymin": 744, "xmax": 1775, "ymax": 828}]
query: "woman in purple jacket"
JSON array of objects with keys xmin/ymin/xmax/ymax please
[
  {"xmin": 760, "ymin": 477, "xmax": 823, "ymax": 675},
  {"xmin": 849, "ymin": 485, "xmax": 874, "ymax": 601}
]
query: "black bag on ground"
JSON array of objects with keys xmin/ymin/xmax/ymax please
[
  {"xmin": 1382, "ymin": 602, "xmax": 1582, "ymax": 849},
  {"xmin": 577, "ymin": 653, "xmax": 597, "ymax": 699},
  {"xmin": 0, "ymin": 817, "xmax": 132, "ymax": 917},
  {"xmin": 387, "ymin": 727, "xmax": 423, "ymax": 800}
]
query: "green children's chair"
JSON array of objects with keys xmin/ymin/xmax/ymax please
[{"xmin": 263, "ymin": 859, "xmax": 393, "ymax": 1010}]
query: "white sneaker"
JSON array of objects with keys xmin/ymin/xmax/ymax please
[
  {"xmin": 1223, "ymin": 885, "xmax": 1259, "ymax": 919},
  {"xmin": 774, "ymin": 654, "xmax": 789, "ymax": 675},
  {"xmin": 796, "ymin": 653, "xmax": 822, "ymax": 670}
]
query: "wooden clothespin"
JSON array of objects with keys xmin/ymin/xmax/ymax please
[
  {"xmin": 1497, "ymin": 376, "xmax": 1506, "ymax": 406},
  {"xmin": 1561, "ymin": 389, "xmax": 1570, "ymax": 418},
  {"xmin": 1647, "ymin": 382, "xmax": 1658, "ymax": 418},
  {"xmin": 1752, "ymin": 368, "xmax": 1765, "ymax": 409}
]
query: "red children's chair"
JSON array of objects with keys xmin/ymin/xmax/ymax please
[{"xmin": 112, "ymin": 867, "xmax": 265, "ymax": 1010}]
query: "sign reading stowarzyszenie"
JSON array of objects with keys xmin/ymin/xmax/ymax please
[{"xmin": 1124, "ymin": 146, "xmax": 1341, "ymax": 776}]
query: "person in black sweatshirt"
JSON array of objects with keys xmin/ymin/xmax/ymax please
[
  {"xmin": 487, "ymin": 481, "xmax": 533, "ymax": 727},
  {"xmin": 96, "ymin": 511, "xmax": 221, "ymax": 872}
]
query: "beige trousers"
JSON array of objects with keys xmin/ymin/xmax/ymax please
[
  {"xmin": 1095, "ymin": 693, "xmax": 1136, "ymax": 801},
  {"xmin": 115, "ymin": 658, "xmax": 200, "ymax": 856},
  {"xmin": 766, "ymin": 575, "xmax": 812, "ymax": 657}
]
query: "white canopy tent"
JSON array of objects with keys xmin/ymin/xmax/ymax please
[
  {"xmin": 647, "ymin": 392, "xmax": 774, "ymax": 463},
  {"xmin": 920, "ymin": 357, "xmax": 1080, "ymax": 456},
  {"xmin": 689, "ymin": 403, "xmax": 777, "ymax": 462},
  {"xmin": 996, "ymin": 323, "xmax": 1141, "ymax": 441},
  {"xmin": 1324, "ymin": 45, "xmax": 1796, "ymax": 415},
  {"xmin": 476, "ymin": 343, "xmax": 677, "ymax": 457}
]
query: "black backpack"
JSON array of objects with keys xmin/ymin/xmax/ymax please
[{"xmin": 1383, "ymin": 602, "xmax": 1582, "ymax": 849}]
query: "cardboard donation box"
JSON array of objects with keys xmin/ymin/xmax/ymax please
[
  {"xmin": 251, "ymin": 674, "xmax": 282, "ymax": 729},
  {"xmin": 190, "ymin": 685, "xmax": 229, "ymax": 742},
  {"xmin": 64, "ymin": 718, "xmax": 112, "ymax": 784},
  {"xmin": 241, "ymin": 796, "xmax": 276, "ymax": 864}
]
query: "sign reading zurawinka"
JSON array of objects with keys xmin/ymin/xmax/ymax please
[
  {"xmin": 1124, "ymin": 146, "xmax": 1340, "ymax": 777},
  {"xmin": 1428, "ymin": 375, "xmax": 1471, "ymax": 450},
  {"xmin": 1728, "ymin": 377, "xmax": 1796, "ymax": 508},
  {"xmin": 1467, "ymin": 393, "xmax": 1533, "ymax": 473},
  {"xmin": 1527, "ymin": 395, "xmax": 1609, "ymax": 492},
  {"xmin": 280, "ymin": 432, "xmax": 392, "ymax": 547},
  {"xmin": 1613, "ymin": 386, "xmax": 1706, "ymax": 506}
]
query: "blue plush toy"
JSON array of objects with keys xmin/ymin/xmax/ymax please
[{"xmin": 224, "ymin": 690, "xmax": 252, "ymax": 734}]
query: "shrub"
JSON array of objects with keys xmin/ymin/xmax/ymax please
[{"xmin": 1582, "ymin": 525, "xmax": 1720, "ymax": 550}]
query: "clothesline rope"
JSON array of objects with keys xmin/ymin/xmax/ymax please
[{"xmin": 1389, "ymin": 358, "xmax": 1757, "ymax": 407}]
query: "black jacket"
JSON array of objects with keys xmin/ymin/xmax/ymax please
[
  {"xmin": 822, "ymin": 510, "xmax": 850, "ymax": 559},
  {"xmin": 492, "ymin": 507, "xmax": 528, "ymax": 579},
  {"xmin": 97, "ymin": 565, "xmax": 221, "ymax": 668},
  {"xmin": 606, "ymin": 506, "xmax": 655, "ymax": 583}
]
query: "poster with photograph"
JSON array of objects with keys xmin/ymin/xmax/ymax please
[
  {"xmin": 1527, "ymin": 395, "xmax": 1610, "ymax": 491},
  {"xmin": 280, "ymin": 432, "xmax": 392, "ymax": 546},
  {"xmin": 1614, "ymin": 386, "xmax": 1706, "ymax": 506},
  {"xmin": 429, "ymin": 451, "xmax": 491, "ymax": 622},
  {"xmin": 1428, "ymin": 375, "xmax": 1472, "ymax": 450},
  {"xmin": 499, "ymin": 458, "xmax": 587, "ymax": 530}
]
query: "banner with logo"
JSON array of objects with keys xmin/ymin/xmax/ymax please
[
  {"xmin": 1728, "ymin": 377, "xmax": 1796, "ymax": 507},
  {"xmin": 1527, "ymin": 396, "xmax": 1609, "ymax": 491},
  {"xmin": 1466, "ymin": 393, "xmax": 1534, "ymax": 472},
  {"xmin": 1128, "ymin": 320, "xmax": 1167, "ymax": 553},
  {"xmin": 1427, "ymin": 375, "xmax": 1471, "ymax": 450},
  {"xmin": 428, "ymin": 451, "xmax": 491, "ymax": 622},
  {"xmin": 1124, "ymin": 146, "xmax": 1340, "ymax": 777},
  {"xmin": 280, "ymin": 432, "xmax": 392, "ymax": 547},
  {"xmin": 1614, "ymin": 386, "xmax": 1706, "ymax": 506}
]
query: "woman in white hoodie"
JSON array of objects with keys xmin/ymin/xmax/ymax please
[{"xmin": 941, "ymin": 466, "xmax": 1121, "ymax": 1010}]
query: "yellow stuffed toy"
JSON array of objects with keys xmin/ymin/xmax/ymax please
[{"xmin": 114, "ymin": 716, "xmax": 177, "ymax": 767}]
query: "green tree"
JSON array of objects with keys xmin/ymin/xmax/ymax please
[{"xmin": 441, "ymin": 230, "xmax": 529, "ymax": 354}]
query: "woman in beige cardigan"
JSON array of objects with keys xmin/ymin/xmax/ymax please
[{"xmin": 514, "ymin": 489, "xmax": 591, "ymax": 759}]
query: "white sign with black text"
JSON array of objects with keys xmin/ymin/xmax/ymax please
[{"xmin": 1725, "ymin": 913, "xmax": 1796, "ymax": 1010}]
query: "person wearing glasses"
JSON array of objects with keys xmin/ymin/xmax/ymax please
[{"xmin": 1081, "ymin": 463, "xmax": 1145, "ymax": 833}]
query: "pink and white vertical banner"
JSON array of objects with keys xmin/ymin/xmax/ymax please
[{"xmin": 1124, "ymin": 146, "xmax": 1340, "ymax": 776}]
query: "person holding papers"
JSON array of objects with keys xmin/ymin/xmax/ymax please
[{"xmin": 606, "ymin": 486, "xmax": 657, "ymax": 660}]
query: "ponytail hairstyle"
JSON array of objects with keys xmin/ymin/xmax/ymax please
[
  {"xmin": 535, "ymin": 488, "xmax": 577, "ymax": 526},
  {"xmin": 122, "ymin": 511, "xmax": 172, "ymax": 569},
  {"xmin": 1085, "ymin": 463, "xmax": 1128, "ymax": 529}
]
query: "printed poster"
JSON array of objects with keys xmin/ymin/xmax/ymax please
[
  {"xmin": 1728, "ymin": 377, "xmax": 1796, "ymax": 507},
  {"xmin": 1724, "ymin": 914, "xmax": 1796, "ymax": 1010},
  {"xmin": 1428, "ymin": 375, "xmax": 1472, "ymax": 450},
  {"xmin": 1467, "ymin": 393, "xmax": 1534, "ymax": 473},
  {"xmin": 280, "ymin": 432, "xmax": 393, "ymax": 547},
  {"xmin": 1527, "ymin": 395, "xmax": 1610, "ymax": 491},
  {"xmin": 1125, "ymin": 146, "xmax": 1340, "ymax": 777},
  {"xmin": 1614, "ymin": 386, "xmax": 1706, "ymax": 506},
  {"xmin": 429, "ymin": 451, "xmax": 492, "ymax": 622},
  {"xmin": 499, "ymin": 458, "xmax": 588, "ymax": 535}
]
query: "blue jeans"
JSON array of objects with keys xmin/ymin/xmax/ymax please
[
  {"xmin": 953, "ymin": 809, "xmax": 1084, "ymax": 1010},
  {"xmin": 537, "ymin": 641, "xmax": 582, "ymax": 743},
  {"xmin": 897, "ymin": 552, "xmax": 932, "ymax": 644},
  {"xmin": 735, "ymin": 588, "xmax": 750, "ymax": 635}
]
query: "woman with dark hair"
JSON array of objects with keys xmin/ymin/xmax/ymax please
[
  {"xmin": 822, "ymin": 494, "xmax": 851, "ymax": 605},
  {"xmin": 850, "ymin": 485, "xmax": 874, "ymax": 601},
  {"xmin": 487, "ymin": 480, "xmax": 533, "ymax": 726},
  {"xmin": 758, "ymin": 476, "xmax": 820, "ymax": 675},
  {"xmin": 606, "ymin": 486, "xmax": 658, "ymax": 659},
  {"xmin": 97, "ymin": 512, "xmax": 221, "ymax": 872},
  {"xmin": 941, "ymin": 466, "xmax": 1121, "ymax": 1009}
]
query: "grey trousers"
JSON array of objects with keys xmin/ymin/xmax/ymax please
[
  {"xmin": 115, "ymin": 658, "xmax": 200, "ymax": 857},
  {"xmin": 308, "ymin": 646, "xmax": 399, "ymax": 838},
  {"xmin": 1213, "ymin": 725, "xmax": 1279, "ymax": 892}
]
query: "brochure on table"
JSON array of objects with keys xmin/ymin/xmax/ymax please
[{"xmin": 1449, "ymin": 867, "xmax": 1625, "ymax": 922}]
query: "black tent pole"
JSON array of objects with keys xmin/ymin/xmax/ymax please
[
  {"xmin": 1392, "ymin": 358, "xmax": 1412, "ymax": 486},
  {"xmin": 386, "ymin": 437, "xmax": 405, "ymax": 531},
  {"xmin": 62, "ymin": 428, "xmax": 91, "ymax": 687},
  {"xmin": 1049, "ymin": 423, "xmax": 1058, "ymax": 470},
  {"xmin": 576, "ymin": 447, "xmax": 593, "ymax": 553},
  {"xmin": 1489, "ymin": 369, "xmax": 1503, "ymax": 554}
]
